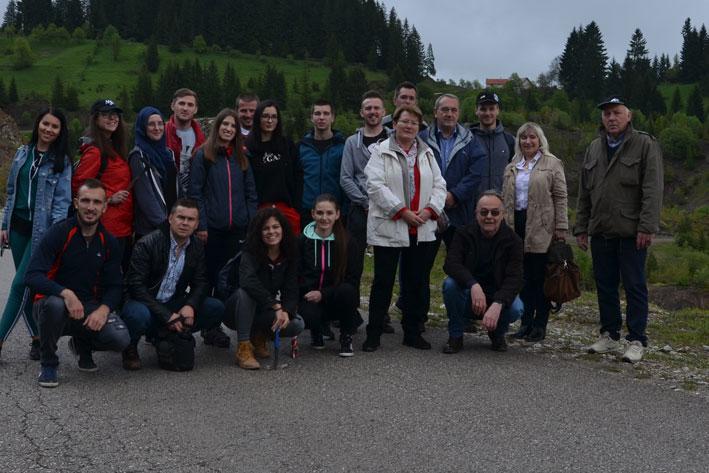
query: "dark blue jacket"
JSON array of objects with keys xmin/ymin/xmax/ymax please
[
  {"xmin": 470, "ymin": 120, "xmax": 516, "ymax": 199},
  {"xmin": 419, "ymin": 123, "xmax": 487, "ymax": 227},
  {"xmin": 298, "ymin": 130, "xmax": 346, "ymax": 211},
  {"xmin": 189, "ymin": 148, "xmax": 258, "ymax": 231}
]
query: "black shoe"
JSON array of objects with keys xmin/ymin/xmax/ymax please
[
  {"xmin": 69, "ymin": 337, "xmax": 98, "ymax": 372},
  {"xmin": 382, "ymin": 322, "xmax": 395, "ymax": 334},
  {"xmin": 402, "ymin": 334, "xmax": 431, "ymax": 350},
  {"xmin": 29, "ymin": 339, "xmax": 40, "ymax": 361},
  {"xmin": 322, "ymin": 324, "xmax": 336, "ymax": 341},
  {"xmin": 362, "ymin": 334, "xmax": 380, "ymax": 352},
  {"xmin": 202, "ymin": 326, "xmax": 231, "ymax": 348},
  {"xmin": 339, "ymin": 334, "xmax": 354, "ymax": 357},
  {"xmin": 442, "ymin": 336, "xmax": 463, "ymax": 354},
  {"xmin": 331, "ymin": 320, "xmax": 341, "ymax": 329},
  {"xmin": 524, "ymin": 327, "xmax": 546, "ymax": 342},
  {"xmin": 512, "ymin": 324, "xmax": 532, "ymax": 339},
  {"xmin": 488, "ymin": 332, "xmax": 508, "ymax": 352},
  {"xmin": 311, "ymin": 330, "xmax": 325, "ymax": 350}
]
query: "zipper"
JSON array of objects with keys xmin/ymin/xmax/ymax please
[{"xmin": 226, "ymin": 157, "xmax": 233, "ymax": 228}]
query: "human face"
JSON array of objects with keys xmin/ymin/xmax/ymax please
[
  {"xmin": 519, "ymin": 127, "xmax": 541, "ymax": 159},
  {"xmin": 475, "ymin": 103, "xmax": 499, "ymax": 130},
  {"xmin": 261, "ymin": 217, "xmax": 283, "ymax": 249},
  {"xmin": 475, "ymin": 195, "xmax": 504, "ymax": 238},
  {"xmin": 36, "ymin": 113, "xmax": 61, "ymax": 150},
  {"xmin": 434, "ymin": 97, "xmax": 459, "ymax": 132},
  {"xmin": 146, "ymin": 114, "xmax": 165, "ymax": 141},
  {"xmin": 237, "ymin": 100, "xmax": 258, "ymax": 130},
  {"xmin": 311, "ymin": 200, "xmax": 340, "ymax": 236},
  {"xmin": 395, "ymin": 87, "xmax": 417, "ymax": 108},
  {"xmin": 96, "ymin": 111, "xmax": 120, "ymax": 135},
  {"xmin": 169, "ymin": 206, "xmax": 199, "ymax": 241},
  {"xmin": 260, "ymin": 106, "xmax": 278, "ymax": 135},
  {"xmin": 74, "ymin": 186, "xmax": 107, "ymax": 227},
  {"xmin": 360, "ymin": 98, "xmax": 385, "ymax": 128},
  {"xmin": 311, "ymin": 105, "xmax": 334, "ymax": 132},
  {"xmin": 601, "ymin": 104, "xmax": 632, "ymax": 138},
  {"xmin": 393, "ymin": 111, "xmax": 420, "ymax": 146},
  {"xmin": 217, "ymin": 116, "xmax": 237, "ymax": 145},
  {"xmin": 171, "ymin": 95, "xmax": 198, "ymax": 124}
]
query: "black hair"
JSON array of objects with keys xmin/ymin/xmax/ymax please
[
  {"xmin": 170, "ymin": 197, "xmax": 199, "ymax": 214},
  {"xmin": 312, "ymin": 194, "xmax": 348, "ymax": 285},
  {"xmin": 31, "ymin": 108, "xmax": 69, "ymax": 174},
  {"xmin": 244, "ymin": 207, "xmax": 296, "ymax": 263},
  {"xmin": 247, "ymin": 99, "xmax": 283, "ymax": 148}
]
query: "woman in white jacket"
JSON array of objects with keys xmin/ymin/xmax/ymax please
[{"xmin": 362, "ymin": 105, "xmax": 446, "ymax": 352}]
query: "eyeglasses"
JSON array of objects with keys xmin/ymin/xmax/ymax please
[
  {"xmin": 99, "ymin": 112, "xmax": 120, "ymax": 120},
  {"xmin": 439, "ymin": 107, "xmax": 459, "ymax": 114},
  {"xmin": 261, "ymin": 114, "xmax": 278, "ymax": 121},
  {"xmin": 478, "ymin": 208, "xmax": 501, "ymax": 217},
  {"xmin": 147, "ymin": 121, "xmax": 164, "ymax": 128}
]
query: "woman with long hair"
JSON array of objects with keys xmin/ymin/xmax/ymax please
[
  {"xmin": 129, "ymin": 106, "xmax": 178, "ymax": 240},
  {"xmin": 298, "ymin": 194, "xmax": 361, "ymax": 356},
  {"xmin": 245, "ymin": 100, "xmax": 302, "ymax": 234},
  {"xmin": 72, "ymin": 98, "xmax": 133, "ymax": 269},
  {"xmin": 0, "ymin": 108, "xmax": 72, "ymax": 359},
  {"xmin": 224, "ymin": 207, "xmax": 304, "ymax": 369},
  {"xmin": 502, "ymin": 122, "xmax": 568, "ymax": 342}
]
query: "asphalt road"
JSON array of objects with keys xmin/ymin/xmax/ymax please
[{"xmin": 0, "ymin": 253, "xmax": 707, "ymax": 473}]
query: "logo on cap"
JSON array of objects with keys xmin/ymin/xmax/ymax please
[{"xmin": 104, "ymin": 99, "xmax": 115, "ymax": 106}]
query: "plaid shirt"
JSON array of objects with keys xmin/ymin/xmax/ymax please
[{"xmin": 156, "ymin": 233, "xmax": 190, "ymax": 303}]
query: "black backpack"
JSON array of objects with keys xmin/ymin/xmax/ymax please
[
  {"xmin": 216, "ymin": 251, "xmax": 242, "ymax": 301},
  {"xmin": 155, "ymin": 317, "xmax": 195, "ymax": 371}
]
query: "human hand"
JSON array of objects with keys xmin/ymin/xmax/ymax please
[
  {"xmin": 1, "ymin": 230, "xmax": 8, "ymax": 246},
  {"xmin": 61, "ymin": 289, "xmax": 84, "ymax": 320},
  {"xmin": 417, "ymin": 208, "xmax": 432, "ymax": 223},
  {"xmin": 470, "ymin": 283, "xmax": 487, "ymax": 316},
  {"xmin": 576, "ymin": 233, "xmax": 588, "ymax": 251},
  {"xmin": 271, "ymin": 309, "xmax": 290, "ymax": 331},
  {"xmin": 445, "ymin": 192, "xmax": 456, "ymax": 208},
  {"xmin": 481, "ymin": 303, "xmax": 502, "ymax": 332},
  {"xmin": 303, "ymin": 291, "xmax": 322, "ymax": 303},
  {"xmin": 554, "ymin": 229, "xmax": 567, "ymax": 241},
  {"xmin": 179, "ymin": 305, "xmax": 195, "ymax": 329},
  {"xmin": 167, "ymin": 313, "xmax": 184, "ymax": 332},
  {"xmin": 636, "ymin": 232, "xmax": 654, "ymax": 250},
  {"xmin": 83, "ymin": 308, "xmax": 108, "ymax": 331},
  {"xmin": 196, "ymin": 230, "xmax": 208, "ymax": 243},
  {"xmin": 401, "ymin": 209, "xmax": 424, "ymax": 227},
  {"xmin": 110, "ymin": 190, "xmax": 130, "ymax": 204}
]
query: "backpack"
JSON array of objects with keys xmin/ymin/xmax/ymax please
[
  {"xmin": 155, "ymin": 317, "xmax": 195, "ymax": 371},
  {"xmin": 504, "ymin": 132, "xmax": 516, "ymax": 163},
  {"xmin": 216, "ymin": 251, "xmax": 242, "ymax": 301}
]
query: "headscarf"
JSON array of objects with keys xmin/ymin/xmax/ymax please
[{"xmin": 134, "ymin": 106, "xmax": 174, "ymax": 186}]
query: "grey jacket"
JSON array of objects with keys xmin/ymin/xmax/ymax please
[
  {"xmin": 470, "ymin": 120, "xmax": 516, "ymax": 195},
  {"xmin": 340, "ymin": 127, "xmax": 392, "ymax": 208}
]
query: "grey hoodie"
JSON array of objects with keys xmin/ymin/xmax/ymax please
[
  {"xmin": 470, "ymin": 120, "xmax": 516, "ymax": 193},
  {"xmin": 339, "ymin": 127, "xmax": 392, "ymax": 208}
]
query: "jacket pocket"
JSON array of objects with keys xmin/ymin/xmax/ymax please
[
  {"xmin": 619, "ymin": 155, "xmax": 641, "ymax": 186},
  {"xmin": 583, "ymin": 157, "xmax": 599, "ymax": 190}
]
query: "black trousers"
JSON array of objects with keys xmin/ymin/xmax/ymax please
[
  {"xmin": 346, "ymin": 205, "xmax": 368, "ymax": 307},
  {"xmin": 205, "ymin": 226, "xmax": 246, "ymax": 289},
  {"xmin": 299, "ymin": 283, "xmax": 359, "ymax": 336},
  {"xmin": 514, "ymin": 209, "xmax": 551, "ymax": 329}
]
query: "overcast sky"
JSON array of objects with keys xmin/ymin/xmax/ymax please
[{"xmin": 2, "ymin": 0, "xmax": 708, "ymax": 83}]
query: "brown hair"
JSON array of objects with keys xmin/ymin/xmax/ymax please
[
  {"xmin": 172, "ymin": 88, "xmax": 198, "ymax": 104},
  {"xmin": 392, "ymin": 105, "xmax": 423, "ymax": 123},
  {"xmin": 200, "ymin": 108, "xmax": 247, "ymax": 170},
  {"xmin": 313, "ymin": 194, "xmax": 348, "ymax": 285},
  {"xmin": 88, "ymin": 110, "xmax": 128, "ymax": 160}
]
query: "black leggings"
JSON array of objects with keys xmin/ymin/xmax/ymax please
[{"xmin": 299, "ymin": 283, "xmax": 358, "ymax": 336}]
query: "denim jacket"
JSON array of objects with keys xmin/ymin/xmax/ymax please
[{"xmin": 2, "ymin": 145, "xmax": 72, "ymax": 251}]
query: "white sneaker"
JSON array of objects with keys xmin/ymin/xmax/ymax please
[
  {"xmin": 588, "ymin": 332, "xmax": 620, "ymax": 354},
  {"xmin": 622, "ymin": 340, "xmax": 644, "ymax": 363}
]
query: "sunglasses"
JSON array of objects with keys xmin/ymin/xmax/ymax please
[{"xmin": 478, "ymin": 208, "xmax": 501, "ymax": 217}]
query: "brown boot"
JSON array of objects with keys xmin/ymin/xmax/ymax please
[
  {"xmin": 251, "ymin": 330, "xmax": 270, "ymax": 358},
  {"xmin": 122, "ymin": 343, "xmax": 142, "ymax": 371},
  {"xmin": 235, "ymin": 341, "xmax": 260, "ymax": 370}
]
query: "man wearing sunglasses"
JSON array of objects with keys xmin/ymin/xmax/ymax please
[{"xmin": 441, "ymin": 190, "xmax": 524, "ymax": 353}]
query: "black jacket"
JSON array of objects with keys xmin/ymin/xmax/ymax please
[
  {"xmin": 298, "ymin": 222, "xmax": 360, "ymax": 296},
  {"xmin": 238, "ymin": 250, "xmax": 298, "ymax": 317},
  {"xmin": 443, "ymin": 220, "xmax": 523, "ymax": 308},
  {"xmin": 125, "ymin": 228, "xmax": 208, "ymax": 323}
]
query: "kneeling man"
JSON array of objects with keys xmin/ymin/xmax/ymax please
[
  {"xmin": 442, "ymin": 190, "xmax": 524, "ymax": 353},
  {"xmin": 121, "ymin": 198, "xmax": 225, "ymax": 370}
]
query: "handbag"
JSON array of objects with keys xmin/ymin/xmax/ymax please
[
  {"xmin": 544, "ymin": 239, "xmax": 581, "ymax": 312},
  {"xmin": 155, "ymin": 316, "xmax": 196, "ymax": 371}
]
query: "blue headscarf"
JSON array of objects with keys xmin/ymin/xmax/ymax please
[{"xmin": 134, "ymin": 106, "xmax": 174, "ymax": 187}]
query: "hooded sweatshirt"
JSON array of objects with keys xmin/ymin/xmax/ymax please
[{"xmin": 470, "ymin": 120, "xmax": 516, "ymax": 200}]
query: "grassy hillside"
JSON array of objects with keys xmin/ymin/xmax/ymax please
[{"xmin": 0, "ymin": 37, "xmax": 387, "ymax": 110}]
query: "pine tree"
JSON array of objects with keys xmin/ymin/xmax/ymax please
[
  {"xmin": 424, "ymin": 43, "xmax": 436, "ymax": 77},
  {"xmin": 118, "ymin": 86, "xmax": 132, "ymax": 120},
  {"xmin": 622, "ymin": 29, "xmax": 664, "ymax": 115},
  {"xmin": 132, "ymin": 67, "xmax": 153, "ymax": 112},
  {"xmin": 2, "ymin": 0, "xmax": 18, "ymax": 29},
  {"xmin": 0, "ymin": 79, "xmax": 7, "ymax": 107},
  {"xmin": 222, "ymin": 63, "xmax": 241, "ymax": 106},
  {"xmin": 344, "ymin": 67, "xmax": 368, "ymax": 112},
  {"xmin": 559, "ymin": 27, "xmax": 582, "ymax": 99},
  {"xmin": 8, "ymin": 77, "xmax": 19, "ymax": 103},
  {"xmin": 404, "ymin": 26, "xmax": 425, "ymax": 81},
  {"xmin": 326, "ymin": 61, "xmax": 347, "ymax": 111},
  {"xmin": 579, "ymin": 21, "xmax": 608, "ymax": 102},
  {"xmin": 670, "ymin": 86, "xmax": 683, "ymax": 113},
  {"xmin": 200, "ymin": 60, "xmax": 222, "ymax": 116},
  {"xmin": 51, "ymin": 75, "xmax": 65, "ymax": 108},
  {"xmin": 64, "ymin": 84, "xmax": 79, "ymax": 111},
  {"xmin": 686, "ymin": 85, "xmax": 705, "ymax": 122},
  {"xmin": 145, "ymin": 37, "xmax": 159, "ymax": 73},
  {"xmin": 12, "ymin": 37, "xmax": 34, "ymax": 69},
  {"xmin": 17, "ymin": 0, "xmax": 53, "ymax": 33}
]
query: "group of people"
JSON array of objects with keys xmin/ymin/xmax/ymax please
[{"xmin": 0, "ymin": 82, "xmax": 663, "ymax": 388}]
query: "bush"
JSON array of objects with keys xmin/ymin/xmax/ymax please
[
  {"xmin": 659, "ymin": 125, "xmax": 699, "ymax": 166},
  {"xmin": 193, "ymin": 35, "xmax": 208, "ymax": 53},
  {"xmin": 11, "ymin": 37, "xmax": 34, "ymax": 69},
  {"xmin": 499, "ymin": 111, "xmax": 526, "ymax": 130},
  {"xmin": 72, "ymin": 27, "xmax": 86, "ymax": 42}
]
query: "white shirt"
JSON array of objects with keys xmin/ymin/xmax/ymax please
[{"xmin": 514, "ymin": 151, "xmax": 541, "ymax": 211}]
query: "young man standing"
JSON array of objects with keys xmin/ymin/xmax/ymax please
[
  {"xmin": 165, "ymin": 88, "xmax": 205, "ymax": 196},
  {"xmin": 235, "ymin": 93, "xmax": 259, "ymax": 137},
  {"xmin": 382, "ymin": 81, "xmax": 428, "ymax": 131}
]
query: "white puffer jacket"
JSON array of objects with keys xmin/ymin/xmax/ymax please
[{"xmin": 364, "ymin": 136, "xmax": 446, "ymax": 247}]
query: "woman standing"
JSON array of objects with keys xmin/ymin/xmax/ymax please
[
  {"xmin": 362, "ymin": 105, "xmax": 447, "ymax": 352},
  {"xmin": 0, "ymin": 108, "xmax": 72, "ymax": 359},
  {"xmin": 502, "ymin": 122, "xmax": 568, "ymax": 342},
  {"xmin": 299, "ymin": 194, "xmax": 360, "ymax": 357},
  {"xmin": 129, "ymin": 106, "xmax": 178, "ymax": 240},
  {"xmin": 72, "ymin": 99, "xmax": 132, "ymax": 269},
  {"xmin": 189, "ymin": 108, "xmax": 257, "ymax": 285},
  {"xmin": 246, "ymin": 100, "xmax": 302, "ymax": 234},
  {"xmin": 224, "ymin": 208, "xmax": 304, "ymax": 369}
]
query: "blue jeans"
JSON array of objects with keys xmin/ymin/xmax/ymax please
[
  {"xmin": 122, "ymin": 296, "xmax": 225, "ymax": 344},
  {"xmin": 442, "ymin": 277, "xmax": 523, "ymax": 338},
  {"xmin": 591, "ymin": 237, "xmax": 648, "ymax": 345}
]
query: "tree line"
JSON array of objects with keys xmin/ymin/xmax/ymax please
[{"xmin": 2, "ymin": 0, "xmax": 436, "ymax": 82}]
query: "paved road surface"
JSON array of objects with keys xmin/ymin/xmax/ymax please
[{"xmin": 0, "ymin": 252, "xmax": 706, "ymax": 472}]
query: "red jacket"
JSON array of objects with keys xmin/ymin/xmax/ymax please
[
  {"xmin": 165, "ymin": 116, "xmax": 206, "ymax": 173},
  {"xmin": 72, "ymin": 143, "xmax": 133, "ymax": 238}
]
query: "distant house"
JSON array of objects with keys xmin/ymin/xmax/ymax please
[{"xmin": 485, "ymin": 77, "xmax": 534, "ymax": 89}]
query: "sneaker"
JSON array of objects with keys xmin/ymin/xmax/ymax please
[
  {"xmin": 38, "ymin": 366, "xmax": 58, "ymax": 388},
  {"xmin": 122, "ymin": 344, "xmax": 142, "ymax": 371},
  {"xmin": 622, "ymin": 340, "xmax": 644, "ymax": 363},
  {"xmin": 442, "ymin": 336, "xmax": 463, "ymax": 354},
  {"xmin": 321, "ymin": 324, "xmax": 336, "ymax": 341},
  {"xmin": 488, "ymin": 332, "xmax": 508, "ymax": 352},
  {"xmin": 201, "ymin": 326, "xmax": 230, "ymax": 348},
  {"xmin": 588, "ymin": 332, "xmax": 620, "ymax": 354},
  {"xmin": 524, "ymin": 327, "xmax": 546, "ymax": 343},
  {"xmin": 339, "ymin": 334, "xmax": 354, "ymax": 357},
  {"xmin": 29, "ymin": 339, "xmax": 41, "ymax": 361},
  {"xmin": 311, "ymin": 330, "xmax": 325, "ymax": 350},
  {"xmin": 68, "ymin": 337, "xmax": 97, "ymax": 372},
  {"xmin": 362, "ymin": 334, "xmax": 381, "ymax": 352}
]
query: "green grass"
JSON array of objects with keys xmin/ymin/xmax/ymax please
[
  {"xmin": 647, "ymin": 242, "xmax": 709, "ymax": 288},
  {"xmin": 648, "ymin": 307, "xmax": 709, "ymax": 348},
  {"xmin": 0, "ymin": 37, "xmax": 387, "ymax": 109},
  {"xmin": 658, "ymin": 82, "xmax": 709, "ymax": 110}
]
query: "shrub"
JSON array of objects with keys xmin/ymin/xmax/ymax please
[
  {"xmin": 659, "ymin": 125, "xmax": 699, "ymax": 166},
  {"xmin": 193, "ymin": 35, "xmax": 208, "ymax": 53},
  {"xmin": 11, "ymin": 37, "xmax": 34, "ymax": 69}
]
